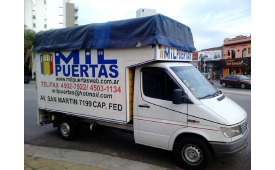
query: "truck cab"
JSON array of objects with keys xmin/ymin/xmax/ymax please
[{"xmin": 133, "ymin": 62, "xmax": 249, "ymax": 169}]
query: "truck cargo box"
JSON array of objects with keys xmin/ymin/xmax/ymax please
[{"xmin": 33, "ymin": 14, "xmax": 196, "ymax": 125}]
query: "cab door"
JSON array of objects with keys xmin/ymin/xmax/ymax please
[{"xmin": 135, "ymin": 67, "xmax": 188, "ymax": 149}]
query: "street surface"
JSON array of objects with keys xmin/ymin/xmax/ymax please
[{"xmin": 24, "ymin": 81, "xmax": 251, "ymax": 170}]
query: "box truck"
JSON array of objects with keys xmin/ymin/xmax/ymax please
[{"xmin": 32, "ymin": 14, "xmax": 249, "ymax": 170}]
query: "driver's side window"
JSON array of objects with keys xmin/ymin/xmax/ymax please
[{"xmin": 142, "ymin": 68, "xmax": 180, "ymax": 101}]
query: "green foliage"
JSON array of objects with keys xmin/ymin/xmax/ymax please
[{"xmin": 24, "ymin": 25, "xmax": 35, "ymax": 73}]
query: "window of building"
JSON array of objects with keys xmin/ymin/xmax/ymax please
[
  {"xmin": 32, "ymin": 0, "xmax": 36, "ymax": 3},
  {"xmin": 142, "ymin": 68, "xmax": 180, "ymax": 101},
  {"xmin": 228, "ymin": 50, "xmax": 230, "ymax": 56},
  {"xmin": 32, "ymin": 7, "xmax": 36, "ymax": 11},
  {"xmin": 242, "ymin": 48, "xmax": 247, "ymax": 58},
  {"xmin": 33, "ymin": 15, "xmax": 36, "ymax": 19},
  {"xmin": 33, "ymin": 23, "xmax": 36, "ymax": 28},
  {"xmin": 44, "ymin": 24, "xmax": 47, "ymax": 28},
  {"xmin": 248, "ymin": 46, "xmax": 251, "ymax": 54},
  {"xmin": 44, "ymin": 17, "xmax": 47, "ymax": 20},
  {"xmin": 231, "ymin": 50, "xmax": 235, "ymax": 59},
  {"xmin": 44, "ymin": 0, "xmax": 46, "ymax": 5}
]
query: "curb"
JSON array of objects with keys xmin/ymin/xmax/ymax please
[
  {"xmin": 25, "ymin": 144, "xmax": 167, "ymax": 170},
  {"xmin": 29, "ymin": 81, "xmax": 36, "ymax": 84},
  {"xmin": 217, "ymin": 88, "xmax": 251, "ymax": 96}
]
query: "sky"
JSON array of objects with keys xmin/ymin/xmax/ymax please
[{"xmin": 70, "ymin": 0, "xmax": 251, "ymax": 51}]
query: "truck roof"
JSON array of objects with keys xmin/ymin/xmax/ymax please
[{"xmin": 33, "ymin": 14, "xmax": 196, "ymax": 53}]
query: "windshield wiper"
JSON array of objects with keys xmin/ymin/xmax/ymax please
[
  {"xmin": 199, "ymin": 93, "xmax": 215, "ymax": 99},
  {"xmin": 199, "ymin": 90, "xmax": 222, "ymax": 100}
]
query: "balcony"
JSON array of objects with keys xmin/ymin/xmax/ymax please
[
  {"xmin": 74, "ymin": 12, "xmax": 78, "ymax": 20},
  {"xmin": 74, "ymin": 4, "xmax": 79, "ymax": 12}
]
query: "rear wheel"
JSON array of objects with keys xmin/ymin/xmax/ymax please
[
  {"xmin": 174, "ymin": 137, "xmax": 212, "ymax": 170},
  {"xmin": 241, "ymin": 84, "xmax": 246, "ymax": 89},
  {"xmin": 58, "ymin": 117, "xmax": 77, "ymax": 140},
  {"xmin": 222, "ymin": 82, "xmax": 227, "ymax": 87}
]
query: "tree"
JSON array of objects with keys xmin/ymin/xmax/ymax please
[{"xmin": 24, "ymin": 25, "xmax": 35, "ymax": 76}]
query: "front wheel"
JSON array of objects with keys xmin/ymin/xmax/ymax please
[
  {"xmin": 241, "ymin": 84, "xmax": 246, "ymax": 89},
  {"xmin": 222, "ymin": 82, "xmax": 227, "ymax": 87},
  {"xmin": 174, "ymin": 137, "xmax": 212, "ymax": 170}
]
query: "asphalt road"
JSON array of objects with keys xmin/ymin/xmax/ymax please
[{"xmin": 24, "ymin": 82, "xmax": 251, "ymax": 170}]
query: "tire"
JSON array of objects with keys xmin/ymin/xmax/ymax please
[
  {"xmin": 174, "ymin": 137, "xmax": 212, "ymax": 170},
  {"xmin": 58, "ymin": 117, "xmax": 77, "ymax": 140},
  {"xmin": 222, "ymin": 82, "xmax": 227, "ymax": 87},
  {"xmin": 241, "ymin": 84, "xmax": 246, "ymax": 89}
]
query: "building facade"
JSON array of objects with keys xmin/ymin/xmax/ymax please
[
  {"xmin": 193, "ymin": 35, "xmax": 251, "ymax": 79},
  {"xmin": 222, "ymin": 35, "xmax": 251, "ymax": 77},
  {"xmin": 194, "ymin": 46, "xmax": 223, "ymax": 80},
  {"xmin": 24, "ymin": 0, "xmax": 78, "ymax": 32}
]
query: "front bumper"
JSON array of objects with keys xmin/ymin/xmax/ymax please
[{"xmin": 210, "ymin": 127, "xmax": 250, "ymax": 157}]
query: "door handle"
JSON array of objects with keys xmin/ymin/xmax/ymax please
[{"xmin": 139, "ymin": 104, "xmax": 150, "ymax": 108}]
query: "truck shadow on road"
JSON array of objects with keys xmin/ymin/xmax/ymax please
[{"xmin": 25, "ymin": 124, "xmax": 250, "ymax": 170}]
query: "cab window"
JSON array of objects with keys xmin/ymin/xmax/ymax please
[{"xmin": 142, "ymin": 68, "xmax": 180, "ymax": 101}]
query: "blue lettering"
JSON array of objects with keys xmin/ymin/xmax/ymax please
[
  {"xmin": 80, "ymin": 65, "xmax": 89, "ymax": 77},
  {"xmin": 85, "ymin": 50, "xmax": 91, "ymax": 64},
  {"xmin": 72, "ymin": 65, "xmax": 79, "ymax": 77},
  {"xmin": 97, "ymin": 49, "xmax": 117, "ymax": 64},
  {"xmin": 55, "ymin": 50, "xmax": 79, "ymax": 64},
  {"xmin": 109, "ymin": 65, "xmax": 119, "ymax": 78},
  {"xmin": 89, "ymin": 65, "xmax": 98, "ymax": 77},
  {"xmin": 164, "ymin": 47, "xmax": 170, "ymax": 59},
  {"xmin": 55, "ymin": 65, "xmax": 61, "ymax": 76},
  {"xmin": 98, "ymin": 65, "xmax": 108, "ymax": 78},
  {"xmin": 63, "ymin": 65, "xmax": 70, "ymax": 77},
  {"xmin": 173, "ymin": 49, "xmax": 177, "ymax": 59}
]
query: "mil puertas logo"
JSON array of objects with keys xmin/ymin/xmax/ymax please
[
  {"xmin": 40, "ymin": 49, "xmax": 119, "ymax": 78},
  {"xmin": 40, "ymin": 53, "xmax": 54, "ymax": 76},
  {"xmin": 160, "ymin": 47, "xmax": 191, "ymax": 60}
]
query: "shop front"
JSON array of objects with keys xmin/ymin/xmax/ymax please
[
  {"xmin": 205, "ymin": 60, "xmax": 222, "ymax": 80},
  {"xmin": 221, "ymin": 57, "xmax": 251, "ymax": 77}
]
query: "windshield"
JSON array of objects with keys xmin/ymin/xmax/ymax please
[
  {"xmin": 236, "ymin": 75, "xmax": 250, "ymax": 80},
  {"xmin": 170, "ymin": 66, "xmax": 217, "ymax": 99}
]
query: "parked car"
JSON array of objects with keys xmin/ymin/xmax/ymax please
[
  {"xmin": 220, "ymin": 75, "xmax": 251, "ymax": 89},
  {"xmin": 24, "ymin": 77, "xmax": 30, "ymax": 83}
]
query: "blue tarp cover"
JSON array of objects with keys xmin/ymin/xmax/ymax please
[{"xmin": 33, "ymin": 14, "xmax": 196, "ymax": 52}]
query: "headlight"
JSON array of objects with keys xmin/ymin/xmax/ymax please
[{"xmin": 220, "ymin": 126, "xmax": 242, "ymax": 138}]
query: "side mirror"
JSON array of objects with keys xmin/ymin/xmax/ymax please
[{"xmin": 172, "ymin": 89, "xmax": 184, "ymax": 104}]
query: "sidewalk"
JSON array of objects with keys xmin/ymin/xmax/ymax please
[
  {"xmin": 25, "ymin": 155, "xmax": 105, "ymax": 170},
  {"xmin": 24, "ymin": 144, "xmax": 167, "ymax": 170}
]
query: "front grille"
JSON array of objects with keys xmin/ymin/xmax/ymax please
[{"xmin": 240, "ymin": 121, "xmax": 248, "ymax": 134}]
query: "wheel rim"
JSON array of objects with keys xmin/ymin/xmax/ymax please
[
  {"xmin": 241, "ymin": 84, "xmax": 245, "ymax": 88},
  {"xmin": 60, "ymin": 122, "xmax": 70, "ymax": 137},
  {"xmin": 181, "ymin": 144, "xmax": 203, "ymax": 165},
  {"xmin": 222, "ymin": 83, "xmax": 226, "ymax": 87}
]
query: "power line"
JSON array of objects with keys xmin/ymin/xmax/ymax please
[
  {"xmin": 192, "ymin": 14, "xmax": 251, "ymax": 31},
  {"xmin": 181, "ymin": 0, "xmax": 238, "ymax": 19},
  {"xmin": 191, "ymin": 9, "xmax": 251, "ymax": 29}
]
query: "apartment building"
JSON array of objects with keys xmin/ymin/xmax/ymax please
[{"xmin": 24, "ymin": 0, "xmax": 78, "ymax": 32}]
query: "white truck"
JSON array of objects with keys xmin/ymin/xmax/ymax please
[{"xmin": 32, "ymin": 14, "xmax": 249, "ymax": 170}]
